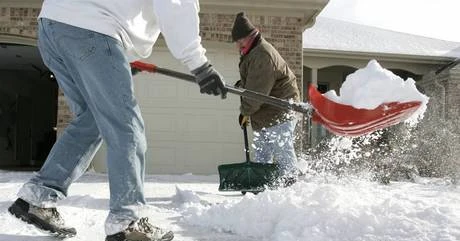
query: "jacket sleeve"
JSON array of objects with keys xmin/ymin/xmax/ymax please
[
  {"xmin": 153, "ymin": 0, "xmax": 208, "ymax": 71},
  {"xmin": 240, "ymin": 53, "xmax": 276, "ymax": 116}
]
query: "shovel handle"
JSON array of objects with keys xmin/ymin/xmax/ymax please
[
  {"xmin": 130, "ymin": 61, "xmax": 312, "ymax": 114},
  {"xmin": 242, "ymin": 124, "xmax": 251, "ymax": 163}
]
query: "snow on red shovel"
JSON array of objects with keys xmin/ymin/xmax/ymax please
[
  {"xmin": 309, "ymin": 84, "xmax": 422, "ymax": 137},
  {"xmin": 130, "ymin": 61, "xmax": 421, "ymax": 137}
]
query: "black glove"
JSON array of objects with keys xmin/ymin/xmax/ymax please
[
  {"xmin": 238, "ymin": 114, "xmax": 249, "ymax": 128},
  {"xmin": 191, "ymin": 62, "xmax": 227, "ymax": 99}
]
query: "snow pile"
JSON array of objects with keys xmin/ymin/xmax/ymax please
[
  {"xmin": 180, "ymin": 176, "xmax": 460, "ymax": 241},
  {"xmin": 324, "ymin": 59, "xmax": 429, "ymax": 125},
  {"xmin": 1, "ymin": 172, "xmax": 459, "ymax": 241}
]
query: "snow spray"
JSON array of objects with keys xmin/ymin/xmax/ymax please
[{"xmin": 298, "ymin": 60, "xmax": 459, "ymax": 182}]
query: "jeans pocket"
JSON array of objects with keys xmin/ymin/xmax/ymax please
[
  {"xmin": 52, "ymin": 22, "xmax": 97, "ymax": 62},
  {"xmin": 102, "ymin": 35, "xmax": 126, "ymax": 72}
]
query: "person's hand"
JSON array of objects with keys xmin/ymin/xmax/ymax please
[
  {"xmin": 191, "ymin": 62, "xmax": 228, "ymax": 99},
  {"xmin": 238, "ymin": 114, "xmax": 249, "ymax": 128}
]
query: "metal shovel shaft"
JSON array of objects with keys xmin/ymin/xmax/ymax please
[
  {"xmin": 242, "ymin": 124, "xmax": 251, "ymax": 163},
  {"xmin": 130, "ymin": 61, "xmax": 311, "ymax": 114}
]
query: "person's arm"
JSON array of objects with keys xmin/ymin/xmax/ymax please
[
  {"xmin": 152, "ymin": 0, "xmax": 207, "ymax": 71},
  {"xmin": 240, "ymin": 53, "xmax": 276, "ymax": 115},
  {"xmin": 153, "ymin": 0, "xmax": 227, "ymax": 98}
]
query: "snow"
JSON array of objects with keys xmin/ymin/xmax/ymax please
[
  {"xmin": 1, "ymin": 171, "xmax": 459, "ymax": 241},
  {"xmin": 303, "ymin": 17, "xmax": 460, "ymax": 58},
  {"xmin": 323, "ymin": 59, "xmax": 429, "ymax": 124}
]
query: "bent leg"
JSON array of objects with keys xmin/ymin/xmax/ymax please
[
  {"xmin": 18, "ymin": 19, "xmax": 102, "ymax": 207},
  {"xmin": 41, "ymin": 21, "xmax": 148, "ymax": 234}
]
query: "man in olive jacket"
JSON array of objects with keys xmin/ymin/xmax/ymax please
[{"xmin": 232, "ymin": 12, "xmax": 300, "ymax": 180}]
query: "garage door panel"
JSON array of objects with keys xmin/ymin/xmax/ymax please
[
  {"xmin": 175, "ymin": 143, "xmax": 229, "ymax": 172},
  {"xmin": 143, "ymin": 115, "xmax": 178, "ymax": 142},
  {"xmin": 176, "ymin": 143, "xmax": 246, "ymax": 174},
  {"xmin": 216, "ymin": 143, "xmax": 246, "ymax": 165},
  {"xmin": 135, "ymin": 77, "xmax": 178, "ymax": 99},
  {"xmin": 143, "ymin": 113, "xmax": 176, "ymax": 131},
  {"xmin": 146, "ymin": 146, "xmax": 176, "ymax": 165}
]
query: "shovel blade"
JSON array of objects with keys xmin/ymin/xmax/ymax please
[
  {"xmin": 309, "ymin": 84, "xmax": 422, "ymax": 137},
  {"xmin": 218, "ymin": 162, "xmax": 281, "ymax": 192}
]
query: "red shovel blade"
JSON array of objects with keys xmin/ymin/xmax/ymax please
[{"xmin": 309, "ymin": 84, "xmax": 422, "ymax": 137}]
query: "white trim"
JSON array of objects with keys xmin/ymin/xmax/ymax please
[
  {"xmin": 304, "ymin": 48, "xmax": 454, "ymax": 65},
  {"xmin": 0, "ymin": 0, "xmax": 42, "ymax": 7},
  {"xmin": 311, "ymin": 68, "xmax": 318, "ymax": 86},
  {"xmin": 0, "ymin": 34, "xmax": 37, "ymax": 46},
  {"xmin": 303, "ymin": 55, "xmax": 447, "ymax": 76}
]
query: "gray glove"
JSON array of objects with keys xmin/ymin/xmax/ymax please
[{"xmin": 191, "ymin": 62, "xmax": 227, "ymax": 99}]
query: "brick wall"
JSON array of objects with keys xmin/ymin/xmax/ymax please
[
  {"xmin": 418, "ymin": 64, "xmax": 460, "ymax": 134},
  {"xmin": 446, "ymin": 65, "xmax": 460, "ymax": 125},
  {"xmin": 0, "ymin": 7, "xmax": 39, "ymax": 38}
]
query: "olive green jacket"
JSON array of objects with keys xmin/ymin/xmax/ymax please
[{"xmin": 238, "ymin": 36, "xmax": 300, "ymax": 131}]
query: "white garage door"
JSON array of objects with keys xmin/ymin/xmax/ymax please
[{"xmin": 92, "ymin": 42, "xmax": 247, "ymax": 174}]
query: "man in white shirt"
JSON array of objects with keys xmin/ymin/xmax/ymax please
[{"xmin": 8, "ymin": 1, "xmax": 227, "ymax": 240}]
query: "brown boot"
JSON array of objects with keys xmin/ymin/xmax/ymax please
[
  {"xmin": 105, "ymin": 217, "xmax": 174, "ymax": 241},
  {"xmin": 8, "ymin": 198, "xmax": 76, "ymax": 238}
]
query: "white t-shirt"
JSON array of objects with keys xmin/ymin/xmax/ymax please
[{"xmin": 39, "ymin": 0, "xmax": 208, "ymax": 71}]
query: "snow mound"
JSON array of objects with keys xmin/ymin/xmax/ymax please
[
  {"xmin": 180, "ymin": 178, "xmax": 460, "ymax": 241},
  {"xmin": 172, "ymin": 186, "xmax": 202, "ymax": 205},
  {"xmin": 324, "ymin": 59, "xmax": 429, "ymax": 125}
]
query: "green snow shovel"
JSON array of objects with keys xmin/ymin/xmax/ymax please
[{"xmin": 217, "ymin": 124, "xmax": 281, "ymax": 194}]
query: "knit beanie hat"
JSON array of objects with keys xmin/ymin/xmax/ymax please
[{"xmin": 231, "ymin": 12, "xmax": 256, "ymax": 42}]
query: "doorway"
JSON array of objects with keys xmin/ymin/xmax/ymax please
[{"xmin": 0, "ymin": 43, "xmax": 58, "ymax": 170}]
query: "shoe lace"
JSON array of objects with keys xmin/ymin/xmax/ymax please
[
  {"xmin": 50, "ymin": 208, "xmax": 60, "ymax": 218},
  {"xmin": 137, "ymin": 217, "xmax": 154, "ymax": 234},
  {"xmin": 41, "ymin": 207, "xmax": 64, "ymax": 225}
]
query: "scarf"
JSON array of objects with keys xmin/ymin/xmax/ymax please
[{"xmin": 240, "ymin": 30, "xmax": 261, "ymax": 56}]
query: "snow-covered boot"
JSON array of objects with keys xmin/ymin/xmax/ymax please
[
  {"xmin": 8, "ymin": 198, "xmax": 77, "ymax": 237},
  {"xmin": 105, "ymin": 217, "xmax": 174, "ymax": 241}
]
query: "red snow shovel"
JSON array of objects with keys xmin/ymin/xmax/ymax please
[
  {"xmin": 308, "ymin": 85, "xmax": 422, "ymax": 137},
  {"xmin": 130, "ymin": 61, "xmax": 422, "ymax": 137}
]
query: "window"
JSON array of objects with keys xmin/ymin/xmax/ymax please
[{"xmin": 317, "ymin": 82, "xmax": 329, "ymax": 93}]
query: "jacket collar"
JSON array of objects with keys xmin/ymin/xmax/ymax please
[{"xmin": 240, "ymin": 33, "xmax": 261, "ymax": 56}]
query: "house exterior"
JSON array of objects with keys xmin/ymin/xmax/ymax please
[{"xmin": 0, "ymin": 1, "xmax": 458, "ymax": 174}]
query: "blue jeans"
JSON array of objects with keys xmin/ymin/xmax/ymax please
[
  {"xmin": 253, "ymin": 119, "xmax": 298, "ymax": 176},
  {"xmin": 18, "ymin": 18, "xmax": 147, "ymax": 235}
]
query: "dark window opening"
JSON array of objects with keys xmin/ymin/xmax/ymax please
[
  {"xmin": 0, "ymin": 43, "xmax": 58, "ymax": 170},
  {"xmin": 317, "ymin": 82, "xmax": 329, "ymax": 94}
]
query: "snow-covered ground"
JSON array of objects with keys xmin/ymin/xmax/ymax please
[{"xmin": 1, "ymin": 170, "xmax": 459, "ymax": 241}]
